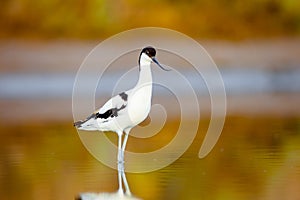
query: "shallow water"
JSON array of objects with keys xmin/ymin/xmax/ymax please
[
  {"xmin": 0, "ymin": 117, "xmax": 300, "ymax": 200},
  {"xmin": 1, "ymin": 68, "xmax": 300, "ymax": 98}
]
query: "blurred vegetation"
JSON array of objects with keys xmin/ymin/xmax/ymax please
[{"xmin": 0, "ymin": 0, "xmax": 300, "ymax": 39}]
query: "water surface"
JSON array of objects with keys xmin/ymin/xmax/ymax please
[{"xmin": 1, "ymin": 117, "xmax": 299, "ymax": 199}]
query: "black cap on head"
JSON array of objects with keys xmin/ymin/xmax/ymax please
[
  {"xmin": 138, "ymin": 46, "xmax": 171, "ymax": 71},
  {"xmin": 141, "ymin": 46, "xmax": 156, "ymax": 58}
]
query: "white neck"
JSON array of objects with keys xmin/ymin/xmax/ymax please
[
  {"xmin": 127, "ymin": 53, "xmax": 153, "ymax": 125},
  {"xmin": 137, "ymin": 63, "xmax": 152, "ymax": 87},
  {"xmin": 136, "ymin": 53, "xmax": 153, "ymax": 88}
]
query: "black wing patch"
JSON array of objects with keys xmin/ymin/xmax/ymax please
[
  {"xmin": 119, "ymin": 92, "xmax": 128, "ymax": 101},
  {"xmin": 96, "ymin": 104, "xmax": 126, "ymax": 119},
  {"xmin": 73, "ymin": 113, "xmax": 96, "ymax": 127},
  {"xmin": 73, "ymin": 103, "xmax": 126, "ymax": 127}
]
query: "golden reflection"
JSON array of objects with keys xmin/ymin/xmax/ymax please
[{"xmin": 0, "ymin": 117, "xmax": 300, "ymax": 199}]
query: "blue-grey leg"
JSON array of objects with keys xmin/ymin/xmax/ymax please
[
  {"xmin": 122, "ymin": 169, "xmax": 132, "ymax": 196},
  {"xmin": 121, "ymin": 129, "xmax": 131, "ymax": 160},
  {"xmin": 118, "ymin": 133, "xmax": 123, "ymax": 163},
  {"xmin": 121, "ymin": 129, "xmax": 131, "ymax": 195},
  {"xmin": 117, "ymin": 132, "xmax": 124, "ymax": 195}
]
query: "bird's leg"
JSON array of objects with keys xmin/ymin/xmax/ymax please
[
  {"xmin": 121, "ymin": 130, "xmax": 130, "ymax": 161},
  {"xmin": 117, "ymin": 163, "xmax": 124, "ymax": 195},
  {"xmin": 121, "ymin": 130, "xmax": 132, "ymax": 195},
  {"xmin": 121, "ymin": 169, "xmax": 132, "ymax": 196},
  {"xmin": 118, "ymin": 166, "xmax": 124, "ymax": 195},
  {"xmin": 117, "ymin": 133, "xmax": 124, "ymax": 195},
  {"xmin": 118, "ymin": 133, "xmax": 123, "ymax": 163}
]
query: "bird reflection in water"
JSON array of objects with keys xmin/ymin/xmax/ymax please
[{"xmin": 76, "ymin": 161, "xmax": 140, "ymax": 200}]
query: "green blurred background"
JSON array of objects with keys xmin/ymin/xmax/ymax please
[{"xmin": 1, "ymin": 0, "xmax": 300, "ymax": 39}]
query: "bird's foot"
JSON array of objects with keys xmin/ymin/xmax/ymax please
[
  {"xmin": 118, "ymin": 188, "xmax": 124, "ymax": 196},
  {"xmin": 125, "ymin": 190, "xmax": 132, "ymax": 196}
]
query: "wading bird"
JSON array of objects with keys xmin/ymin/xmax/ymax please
[{"xmin": 74, "ymin": 46, "xmax": 170, "ymax": 195}]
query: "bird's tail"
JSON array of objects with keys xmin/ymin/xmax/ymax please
[{"xmin": 74, "ymin": 113, "xmax": 98, "ymax": 131}]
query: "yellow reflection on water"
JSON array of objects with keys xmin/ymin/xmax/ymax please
[{"xmin": 0, "ymin": 117, "xmax": 299, "ymax": 200}]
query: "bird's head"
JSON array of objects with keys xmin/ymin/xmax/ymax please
[{"xmin": 139, "ymin": 46, "xmax": 171, "ymax": 71}]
